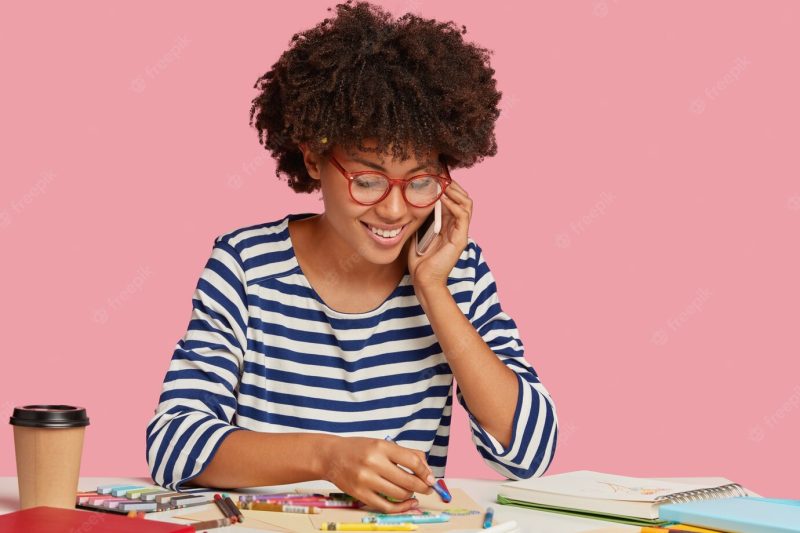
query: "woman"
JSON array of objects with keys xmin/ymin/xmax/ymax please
[{"xmin": 146, "ymin": 0, "xmax": 557, "ymax": 514}]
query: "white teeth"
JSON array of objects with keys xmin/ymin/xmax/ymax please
[{"xmin": 368, "ymin": 224, "xmax": 402, "ymax": 238}]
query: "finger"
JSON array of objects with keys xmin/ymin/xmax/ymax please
[
  {"xmin": 447, "ymin": 178, "xmax": 463, "ymax": 189},
  {"xmin": 442, "ymin": 184, "xmax": 464, "ymax": 201},
  {"xmin": 412, "ymin": 449, "xmax": 433, "ymax": 474},
  {"xmin": 441, "ymin": 193, "xmax": 470, "ymax": 219},
  {"xmin": 387, "ymin": 443, "xmax": 433, "ymax": 478},
  {"xmin": 359, "ymin": 492, "xmax": 419, "ymax": 515},
  {"xmin": 371, "ymin": 472, "xmax": 421, "ymax": 502},
  {"xmin": 410, "ymin": 450, "xmax": 435, "ymax": 495},
  {"xmin": 443, "ymin": 187, "xmax": 473, "ymax": 211},
  {"xmin": 355, "ymin": 470, "xmax": 421, "ymax": 512},
  {"xmin": 446, "ymin": 180, "xmax": 470, "ymax": 198},
  {"xmin": 438, "ymin": 197, "xmax": 470, "ymax": 246},
  {"xmin": 443, "ymin": 193, "xmax": 472, "ymax": 221},
  {"xmin": 353, "ymin": 490, "xmax": 419, "ymax": 513},
  {"xmin": 381, "ymin": 462, "xmax": 433, "ymax": 496},
  {"xmin": 447, "ymin": 181, "xmax": 466, "ymax": 195},
  {"xmin": 386, "ymin": 447, "xmax": 435, "ymax": 493}
]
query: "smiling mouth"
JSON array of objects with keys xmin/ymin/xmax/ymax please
[{"xmin": 362, "ymin": 221, "xmax": 408, "ymax": 235}]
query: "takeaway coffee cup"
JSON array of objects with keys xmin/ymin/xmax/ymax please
[{"xmin": 9, "ymin": 405, "xmax": 90, "ymax": 509}]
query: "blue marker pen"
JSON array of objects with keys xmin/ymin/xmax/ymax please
[
  {"xmin": 431, "ymin": 480, "xmax": 451, "ymax": 503},
  {"xmin": 483, "ymin": 506, "xmax": 494, "ymax": 528}
]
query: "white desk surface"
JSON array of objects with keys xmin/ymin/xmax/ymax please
[{"xmin": 0, "ymin": 476, "xmax": 640, "ymax": 533}]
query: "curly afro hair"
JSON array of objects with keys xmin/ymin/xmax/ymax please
[{"xmin": 248, "ymin": 0, "xmax": 503, "ymax": 194}]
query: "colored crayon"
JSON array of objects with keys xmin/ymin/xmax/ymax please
[
  {"xmin": 244, "ymin": 501, "xmax": 322, "ymax": 513},
  {"xmin": 239, "ymin": 492, "xmax": 325, "ymax": 502},
  {"xmin": 431, "ymin": 479, "xmax": 451, "ymax": 503},
  {"xmin": 483, "ymin": 506, "xmax": 494, "ymax": 528},
  {"xmin": 98, "ymin": 484, "xmax": 140, "ymax": 495},
  {"xmin": 364, "ymin": 513, "xmax": 450, "ymax": 524},
  {"xmin": 112, "ymin": 486, "xmax": 147, "ymax": 497}
]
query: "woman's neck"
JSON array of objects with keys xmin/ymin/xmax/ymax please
[{"xmin": 292, "ymin": 213, "xmax": 407, "ymax": 287}]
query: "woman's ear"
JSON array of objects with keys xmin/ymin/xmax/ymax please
[{"xmin": 299, "ymin": 142, "xmax": 322, "ymax": 181}]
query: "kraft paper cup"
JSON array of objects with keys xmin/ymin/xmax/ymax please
[{"xmin": 9, "ymin": 405, "xmax": 90, "ymax": 509}]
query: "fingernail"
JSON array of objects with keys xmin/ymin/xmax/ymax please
[
  {"xmin": 410, "ymin": 499, "xmax": 419, "ymax": 508},
  {"xmin": 426, "ymin": 474, "xmax": 435, "ymax": 485}
]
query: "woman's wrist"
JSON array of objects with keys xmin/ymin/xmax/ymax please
[
  {"xmin": 313, "ymin": 433, "xmax": 341, "ymax": 481},
  {"xmin": 414, "ymin": 283, "xmax": 451, "ymax": 311}
]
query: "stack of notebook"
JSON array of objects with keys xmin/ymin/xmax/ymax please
[
  {"xmin": 498, "ymin": 471, "xmax": 800, "ymax": 532},
  {"xmin": 497, "ymin": 470, "xmax": 751, "ymax": 527},
  {"xmin": 659, "ymin": 498, "xmax": 800, "ymax": 533}
]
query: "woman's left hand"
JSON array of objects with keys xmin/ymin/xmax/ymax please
[{"xmin": 406, "ymin": 179, "xmax": 473, "ymax": 291}]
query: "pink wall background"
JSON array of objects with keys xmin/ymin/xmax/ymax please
[{"xmin": 2, "ymin": 1, "xmax": 799, "ymax": 497}]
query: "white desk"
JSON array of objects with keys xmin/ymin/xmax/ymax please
[{"xmin": 0, "ymin": 476, "xmax": 634, "ymax": 532}]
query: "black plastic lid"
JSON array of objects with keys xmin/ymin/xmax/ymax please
[{"xmin": 9, "ymin": 405, "xmax": 90, "ymax": 428}]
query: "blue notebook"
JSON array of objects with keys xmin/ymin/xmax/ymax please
[{"xmin": 659, "ymin": 497, "xmax": 800, "ymax": 533}]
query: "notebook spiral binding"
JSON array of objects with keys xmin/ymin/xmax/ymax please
[{"xmin": 654, "ymin": 483, "xmax": 747, "ymax": 504}]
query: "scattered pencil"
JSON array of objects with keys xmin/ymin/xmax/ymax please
[
  {"xmin": 222, "ymin": 492, "xmax": 245, "ymax": 523},
  {"xmin": 190, "ymin": 516, "xmax": 234, "ymax": 530},
  {"xmin": 213, "ymin": 493, "xmax": 237, "ymax": 523}
]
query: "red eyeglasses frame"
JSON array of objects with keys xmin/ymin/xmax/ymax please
[{"xmin": 327, "ymin": 153, "xmax": 452, "ymax": 208}]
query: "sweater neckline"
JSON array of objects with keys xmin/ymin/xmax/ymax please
[{"xmin": 283, "ymin": 212, "xmax": 411, "ymax": 318}]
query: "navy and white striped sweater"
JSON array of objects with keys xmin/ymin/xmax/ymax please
[{"xmin": 146, "ymin": 212, "xmax": 557, "ymax": 490}]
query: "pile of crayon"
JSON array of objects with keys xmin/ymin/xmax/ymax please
[
  {"xmin": 76, "ymin": 484, "xmax": 212, "ymax": 514},
  {"xmin": 236, "ymin": 492, "xmax": 363, "ymax": 514},
  {"xmin": 237, "ymin": 483, "xmax": 457, "ymax": 531}
]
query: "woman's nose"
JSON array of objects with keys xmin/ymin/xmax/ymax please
[{"xmin": 375, "ymin": 184, "xmax": 408, "ymax": 217}]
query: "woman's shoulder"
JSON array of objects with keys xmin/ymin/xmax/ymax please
[
  {"xmin": 213, "ymin": 212, "xmax": 315, "ymax": 249},
  {"xmin": 449, "ymin": 236, "xmax": 484, "ymax": 282},
  {"xmin": 460, "ymin": 236, "xmax": 483, "ymax": 265},
  {"xmin": 205, "ymin": 213, "xmax": 316, "ymax": 283}
]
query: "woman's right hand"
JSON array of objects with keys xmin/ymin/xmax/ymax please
[{"xmin": 320, "ymin": 436, "xmax": 435, "ymax": 513}]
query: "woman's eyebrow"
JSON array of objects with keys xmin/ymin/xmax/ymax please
[{"xmin": 348, "ymin": 156, "xmax": 432, "ymax": 174}]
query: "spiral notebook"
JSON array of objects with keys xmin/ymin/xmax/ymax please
[{"xmin": 497, "ymin": 470, "xmax": 751, "ymax": 526}]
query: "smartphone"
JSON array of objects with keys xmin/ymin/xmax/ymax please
[{"xmin": 415, "ymin": 199, "xmax": 442, "ymax": 255}]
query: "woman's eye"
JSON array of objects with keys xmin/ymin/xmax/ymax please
[
  {"xmin": 354, "ymin": 176, "xmax": 384, "ymax": 188},
  {"xmin": 410, "ymin": 177, "xmax": 434, "ymax": 189}
]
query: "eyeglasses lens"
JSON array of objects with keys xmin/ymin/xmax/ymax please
[{"xmin": 351, "ymin": 175, "xmax": 441, "ymax": 207}]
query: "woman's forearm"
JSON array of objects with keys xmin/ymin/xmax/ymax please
[
  {"xmin": 185, "ymin": 430, "xmax": 338, "ymax": 489},
  {"xmin": 416, "ymin": 284, "xmax": 519, "ymax": 449}
]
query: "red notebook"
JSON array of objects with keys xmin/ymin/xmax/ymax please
[{"xmin": 0, "ymin": 506, "xmax": 196, "ymax": 532}]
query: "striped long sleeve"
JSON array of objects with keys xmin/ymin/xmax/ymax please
[
  {"xmin": 455, "ymin": 242, "xmax": 558, "ymax": 479},
  {"xmin": 145, "ymin": 213, "xmax": 559, "ymax": 490},
  {"xmin": 145, "ymin": 236, "xmax": 248, "ymax": 491}
]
